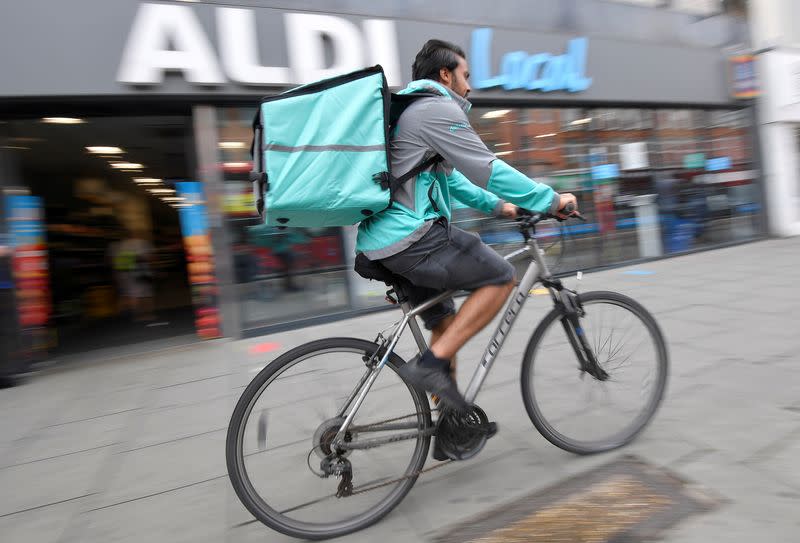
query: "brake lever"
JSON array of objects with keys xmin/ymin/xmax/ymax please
[
  {"xmin": 569, "ymin": 211, "xmax": 587, "ymax": 222},
  {"xmin": 556, "ymin": 202, "xmax": 586, "ymax": 222}
]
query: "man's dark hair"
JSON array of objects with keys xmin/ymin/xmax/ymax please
[{"xmin": 411, "ymin": 39, "xmax": 465, "ymax": 81}]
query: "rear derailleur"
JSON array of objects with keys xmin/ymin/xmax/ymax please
[{"xmin": 320, "ymin": 455, "xmax": 354, "ymax": 497}]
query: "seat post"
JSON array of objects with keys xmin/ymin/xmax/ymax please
[{"xmin": 392, "ymin": 282, "xmax": 429, "ymax": 354}]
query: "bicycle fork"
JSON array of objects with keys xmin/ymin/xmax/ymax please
[{"xmin": 557, "ymin": 289, "xmax": 608, "ymax": 381}]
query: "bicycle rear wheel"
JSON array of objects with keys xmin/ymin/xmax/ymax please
[
  {"xmin": 521, "ymin": 291, "xmax": 668, "ymax": 454},
  {"xmin": 226, "ymin": 337, "xmax": 431, "ymax": 540}
]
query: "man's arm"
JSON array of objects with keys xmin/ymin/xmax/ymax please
[
  {"xmin": 446, "ymin": 169, "xmax": 505, "ymax": 217},
  {"xmin": 415, "ymin": 99, "xmax": 561, "ymax": 214}
]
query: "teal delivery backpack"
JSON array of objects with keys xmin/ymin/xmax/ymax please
[{"xmin": 250, "ymin": 65, "xmax": 440, "ymax": 227}]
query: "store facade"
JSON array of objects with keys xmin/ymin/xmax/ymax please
[{"xmin": 0, "ymin": 0, "xmax": 760, "ymax": 351}]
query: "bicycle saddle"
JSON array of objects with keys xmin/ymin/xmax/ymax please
[{"xmin": 354, "ymin": 253, "xmax": 399, "ymax": 284}]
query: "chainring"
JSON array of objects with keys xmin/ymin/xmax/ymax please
[{"xmin": 436, "ymin": 405, "xmax": 494, "ymax": 461}]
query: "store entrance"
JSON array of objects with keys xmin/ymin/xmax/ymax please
[{"xmin": 3, "ymin": 114, "xmax": 198, "ymax": 356}]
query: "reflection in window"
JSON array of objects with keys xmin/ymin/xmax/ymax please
[
  {"xmin": 561, "ymin": 108, "xmax": 584, "ymax": 130},
  {"xmin": 469, "ymin": 104, "xmax": 758, "ymax": 262}
]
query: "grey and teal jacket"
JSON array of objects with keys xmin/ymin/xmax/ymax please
[{"xmin": 356, "ymin": 79, "xmax": 560, "ymax": 259}]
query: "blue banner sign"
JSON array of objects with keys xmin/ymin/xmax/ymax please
[
  {"xmin": 591, "ymin": 164, "xmax": 619, "ymax": 180},
  {"xmin": 706, "ymin": 157, "xmax": 732, "ymax": 171},
  {"xmin": 471, "ymin": 28, "xmax": 592, "ymax": 92},
  {"xmin": 175, "ymin": 181, "xmax": 210, "ymax": 237}
]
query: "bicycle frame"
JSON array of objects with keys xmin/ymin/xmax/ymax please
[{"xmin": 332, "ymin": 233, "xmax": 568, "ymax": 448}]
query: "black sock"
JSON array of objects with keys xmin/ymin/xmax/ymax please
[{"xmin": 419, "ymin": 349, "xmax": 450, "ymax": 371}]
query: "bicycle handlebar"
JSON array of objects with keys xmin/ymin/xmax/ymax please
[{"xmin": 516, "ymin": 203, "xmax": 586, "ymax": 227}]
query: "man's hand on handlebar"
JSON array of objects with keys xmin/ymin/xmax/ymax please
[
  {"xmin": 556, "ymin": 193, "xmax": 579, "ymax": 220},
  {"xmin": 510, "ymin": 193, "xmax": 583, "ymax": 223},
  {"xmin": 500, "ymin": 202, "xmax": 518, "ymax": 219}
]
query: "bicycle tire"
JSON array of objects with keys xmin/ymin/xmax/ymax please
[
  {"xmin": 520, "ymin": 291, "xmax": 668, "ymax": 455},
  {"xmin": 226, "ymin": 337, "xmax": 431, "ymax": 540}
]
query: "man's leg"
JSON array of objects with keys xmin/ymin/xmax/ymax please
[
  {"xmin": 429, "ymin": 281, "xmax": 515, "ymax": 361},
  {"xmin": 381, "ymin": 221, "xmax": 514, "ymax": 408},
  {"xmin": 430, "ymin": 315, "xmax": 456, "ymax": 377},
  {"xmin": 429, "ymin": 315, "xmax": 455, "ymax": 407}
]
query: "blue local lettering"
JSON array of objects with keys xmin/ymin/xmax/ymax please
[{"xmin": 471, "ymin": 28, "xmax": 592, "ymax": 93}]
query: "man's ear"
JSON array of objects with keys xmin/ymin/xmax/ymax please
[{"xmin": 439, "ymin": 67, "xmax": 451, "ymax": 85}]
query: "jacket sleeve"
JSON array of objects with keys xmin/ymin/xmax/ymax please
[
  {"xmin": 446, "ymin": 169, "xmax": 505, "ymax": 216},
  {"xmin": 416, "ymin": 100, "xmax": 560, "ymax": 214}
]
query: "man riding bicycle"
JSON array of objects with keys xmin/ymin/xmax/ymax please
[{"xmin": 356, "ymin": 39, "xmax": 578, "ymax": 410}]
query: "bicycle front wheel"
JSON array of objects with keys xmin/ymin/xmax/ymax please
[
  {"xmin": 226, "ymin": 337, "xmax": 431, "ymax": 540},
  {"xmin": 521, "ymin": 291, "xmax": 668, "ymax": 454}
]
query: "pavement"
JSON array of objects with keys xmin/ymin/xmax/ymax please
[{"xmin": 1, "ymin": 237, "xmax": 799, "ymax": 542}]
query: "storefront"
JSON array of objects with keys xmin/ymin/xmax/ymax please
[{"xmin": 0, "ymin": 0, "xmax": 761, "ymax": 349}]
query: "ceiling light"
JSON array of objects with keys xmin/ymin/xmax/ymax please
[
  {"xmin": 223, "ymin": 161, "xmax": 251, "ymax": 168},
  {"xmin": 535, "ymin": 133, "xmax": 557, "ymax": 138},
  {"xmin": 134, "ymin": 177, "xmax": 162, "ymax": 184},
  {"xmin": 481, "ymin": 110, "xmax": 512, "ymax": 119},
  {"xmin": 111, "ymin": 162, "xmax": 144, "ymax": 169},
  {"xmin": 41, "ymin": 117, "xmax": 86, "ymax": 124},
  {"xmin": 494, "ymin": 142, "xmax": 510, "ymax": 147},
  {"xmin": 86, "ymin": 146, "xmax": 124, "ymax": 154},
  {"xmin": 161, "ymin": 196, "xmax": 186, "ymax": 202},
  {"xmin": 0, "ymin": 145, "xmax": 30, "ymax": 150},
  {"xmin": 495, "ymin": 151, "xmax": 514, "ymax": 157},
  {"xmin": 148, "ymin": 188, "xmax": 175, "ymax": 194},
  {"xmin": 171, "ymin": 203, "xmax": 191, "ymax": 208},
  {"xmin": 570, "ymin": 118, "xmax": 592, "ymax": 125},
  {"xmin": 219, "ymin": 141, "xmax": 246, "ymax": 149}
]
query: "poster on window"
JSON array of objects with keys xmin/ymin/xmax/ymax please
[
  {"xmin": 729, "ymin": 55, "xmax": 759, "ymax": 100},
  {"xmin": 4, "ymin": 193, "xmax": 51, "ymax": 352},
  {"xmin": 174, "ymin": 182, "xmax": 221, "ymax": 339}
]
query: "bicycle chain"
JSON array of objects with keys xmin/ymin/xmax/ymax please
[
  {"xmin": 352, "ymin": 408, "xmax": 440, "ymax": 432},
  {"xmin": 329, "ymin": 408, "xmax": 453, "ymax": 497},
  {"xmin": 347, "ymin": 457, "xmax": 453, "ymax": 496}
]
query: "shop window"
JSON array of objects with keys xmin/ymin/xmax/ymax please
[{"xmin": 214, "ymin": 106, "xmax": 350, "ymax": 331}]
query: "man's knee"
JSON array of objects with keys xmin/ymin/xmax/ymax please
[{"xmin": 487, "ymin": 278, "xmax": 515, "ymax": 292}]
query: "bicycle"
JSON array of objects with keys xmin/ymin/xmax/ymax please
[{"xmin": 226, "ymin": 209, "xmax": 669, "ymax": 540}]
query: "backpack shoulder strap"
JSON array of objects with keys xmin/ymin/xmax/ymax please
[
  {"xmin": 389, "ymin": 91, "xmax": 440, "ymax": 128},
  {"xmin": 369, "ymin": 92, "xmax": 445, "ymax": 203},
  {"xmin": 390, "ymin": 153, "xmax": 443, "ymax": 193}
]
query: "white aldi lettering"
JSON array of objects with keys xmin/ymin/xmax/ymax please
[
  {"xmin": 117, "ymin": 3, "xmax": 401, "ymax": 87},
  {"xmin": 118, "ymin": 3, "xmax": 225, "ymax": 84}
]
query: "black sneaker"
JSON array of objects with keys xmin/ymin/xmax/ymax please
[
  {"xmin": 399, "ymin": 357, "xmax": 468, "ymax": 412},
  {"xmin": 431, "ymin": 437, "xmax": 449, "ymax": 461}
]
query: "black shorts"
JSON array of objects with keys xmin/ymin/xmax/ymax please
[{"xmin": 379, "ymin": 219, "xmax": 515, "ymax": 330}]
